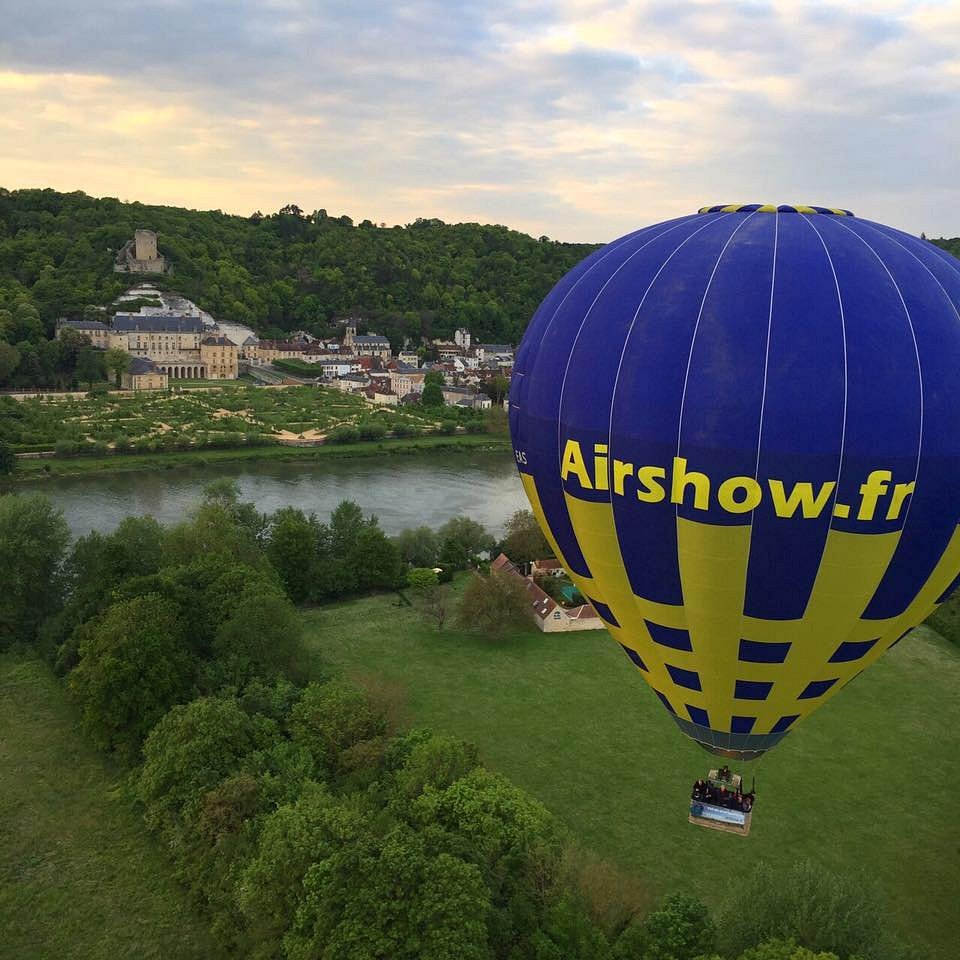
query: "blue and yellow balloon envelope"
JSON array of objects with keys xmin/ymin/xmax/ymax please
[{"xmin": 509, "ymin": 205, "xmax": 960, "ymax": 759}]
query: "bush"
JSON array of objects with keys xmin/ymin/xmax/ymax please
[
  {"xmin": 716, "ymin": 860, "xmax": 888, "ymax": 960},
  {"xmin": 437, "ymin": 419, "xmax": 457, "ymax": 435},
  {"xmin": 330, "ymin": 425, "xmax": 359, "ymax": 443},
  {"xmin": 357, "ymin": 420, "xmax": 387, "ymax": 441},
  {"xmin": 54, "ymin": 439, "xmax": 81, "ymax": 456},
  {"xmin": 457, "ymin": 569, "xmax": 535, "ymax": 640}
]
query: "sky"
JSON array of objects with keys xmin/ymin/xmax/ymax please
[{"xmin": 0, "ymin": 0, "xmax": 957, "ymax": 243}]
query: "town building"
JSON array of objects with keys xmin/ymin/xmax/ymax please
[
  {"xmin": 200, "ymin": 336, "xmax": 240, "ymax": 379},
  {"xmin": 58, "ymin": 319, "xmax": 127, "ymax": 351},
  {"xmin": 475, "ymin": 343, "xmax": 514, "ymax": 366},
  {"xmin": 342, "ymin": 322, "xmax": 391, "ymax": 359},
  {"xmin": 491, "ymin": 554, "xmax": 604, "ymax": 633},
  {"xmin": 454, "ymin": 327, "xmax": 471, "ymax": 349},
  {"xmin": 388, "ymin": 365, "xmax": 426, "ymax": 398},
  {"xmin": 57, "ymin": 311, "xmax": 240, "ymax": 380}
]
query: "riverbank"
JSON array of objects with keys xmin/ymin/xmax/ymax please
[{"xmin": 8, "ymin": 433, "xmax": 512, "ymax": 481}]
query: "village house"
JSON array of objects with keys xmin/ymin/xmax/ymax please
[
  {"xmin": 364, "ymin": 382, "xmax": 399, "ymax": 406},
  {"xmin": 329, "ymin": 372, "xmax": 371, "ymax": 393},
  {"xmin": 121, "ymin": 357, "xmax": 168, "ymax": 391},
  {"xmin": 491, "ymin": 554, "xmax": 604, "ymax": 633},
  {"xmin": 441, "ymin": 385, "xmax": 491, "ymax": 409}
]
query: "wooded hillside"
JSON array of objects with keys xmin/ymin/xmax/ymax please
[{"xmin": 0, "ymin": 187, "xmax": 598, "ymax": 346}]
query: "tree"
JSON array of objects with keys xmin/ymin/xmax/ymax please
[
  {"xmin": 500, "ymin": 509, "xmax": 552, "ymax": 564},
  {"xmin": 237, "ymin": 784, "xmax": 347, "ymax": 949},
  {"xmin": 104, "ymin": 346, "xmax": 130, "ymax": 387},
  {"xmin": 408, "ymin": 767, "xmax": 574, "ymax": 959},
  {"xmin": 0, "ymin": 493, "xmax": 69, "ymax": 649},
  {"xmin": 437, "ymin": 516, "xmax": 495, "ymax": 570},
  {"xmin": 613, "ymin": 893, "xmax": 715, "ymax": 960},
  {"xmin": 69, "ymin": 594, "xmax": 196, "ymax": 758},
  {"xmin": 137, "ymin": 694, "xmax": 279, "ymax": 829},
  {"xmin": 284, "ymin": 826, "xmax": 492, "ymax": 960},
  {"xmin": 0, "ymin": 340, "xmax": 20, "ymax": 385},
  {"xmin": 457, "ymin": 569, "xmax": 533, "ymax": 640},
  {"xmin": 0, "ymin": 439, "xmax": 15, "ymax": 476},
  {"xmin": 716, "ymin": 860, "xmax": 886, "ymax": 960},
  {"xmin": 75, "ymin": 345, "xmax": 106, "ymax": 387},
  {"xmin": 289, "ymin": 680, "xmax": 387, "ymax": 776},
  {"xmin": 266, "ymin": 507, "xmax": 321, "ymax": 603},
  {"xmin": 394, "ymin": 526, "xmax": 439, "ymax": 568},
  {"xmin": 482, "ymin": 375, "xmax": 510, "ymax": 405},
  {"xmin": 348, "ymin": 523, "xmax": 404, "ymax": 592},
  {"xmin": 212, "ymin": 585, "xmax": 308, "ymax": 685},
  {"xmin": 407, "ymin": 570, "xmax": 450, "ymax": 632},
  {"xmin": 395, "ymin": 734, "xmax": 479, "ymax": 799},
  {"xmin": 421, "ymin": 381, "xmax": 444, "ymax": 406}
]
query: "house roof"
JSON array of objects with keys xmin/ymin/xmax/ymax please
[
  {"xmin": 478, "ymin": 343, "xmax": 512, "ymax": 353},
  {"xmin": 128, "ymin": 356, "xmax": 160, "ymax": 375},
  {"xmin": 491, "ymin": 553, "xmax": 557, "ymax": 621},
  {"xmin": 202, "ymin": 335, "xmax": 233, "ymax": 346},
  {"xmin": 61, "ymin": 319, "xmax": 110, "ymax": 331},
  {"xmin": 352, "ymin": 334, "xmax": 390, "ymax": 344},
  {"xmin": 112, "ymin": 313, "xmax": 206, "ymax": 333}
]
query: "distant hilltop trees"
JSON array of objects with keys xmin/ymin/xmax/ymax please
[{"xmin": 0, "ymin": 187, "xmax": 599, "ymax": 348}]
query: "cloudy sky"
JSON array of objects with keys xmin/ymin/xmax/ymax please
[{"xmin": 0, "ymin": 0, "xmax": 957, "ymax": 242}]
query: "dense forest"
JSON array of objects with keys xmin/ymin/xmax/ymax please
[{"xmin": 0, "ymin": 187, "xmax": 598, "ymax": 348}]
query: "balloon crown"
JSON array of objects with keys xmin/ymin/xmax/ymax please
[{"xmin": 698, "ymin": 203, "xmax": 854, "ymax": 215}]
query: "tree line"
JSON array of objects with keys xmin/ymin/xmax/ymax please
[{"xmin": 0, "ymin": 487, "xmax": 911, "ymax": 960}]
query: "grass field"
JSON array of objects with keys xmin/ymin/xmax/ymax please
[
  {"xmin": 8, "ymin": 433, "xmax": 511, "ymax": 480},
  {"xmin": 303, "ymin": 589, "xmax": 960, "ymax": 960},
  {"xmin": 0, "ymin": 657, "xmax": 220, "ymax": 960}
]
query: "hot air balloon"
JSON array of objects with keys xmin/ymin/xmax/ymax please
[{"xmin": 509, "ymin": 203, "xmax": 960, "ymax": 769}]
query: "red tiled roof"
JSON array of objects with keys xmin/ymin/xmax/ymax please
[{"xmin": 491, "ymin": 553, "xmax": 556, "ymax": 620}]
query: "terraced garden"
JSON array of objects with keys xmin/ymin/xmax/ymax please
[{"xmin": 1, "ymin": 384, "xmax": 493, "ymax": 456}]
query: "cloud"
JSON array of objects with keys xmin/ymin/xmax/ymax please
[{"xmin": 0, "ymin": 0, "xmax": 957, "ymax": 240}]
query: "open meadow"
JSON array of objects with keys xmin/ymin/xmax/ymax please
[
  {"xmin": 0, "ymin": 657, "xmax": 220, "ymax": 960},
  {"xmin": 303, "ymin": 588, "xmax": 960, "ymax": 960}
]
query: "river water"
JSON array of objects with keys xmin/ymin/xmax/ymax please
[{"xmin": 21, "ymin": 450, "xmax": 529, "ymax": 539}]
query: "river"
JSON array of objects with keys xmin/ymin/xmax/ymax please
[{"xmin": 21, "ymin": 450, "xmax": 530, "ymax": 539}]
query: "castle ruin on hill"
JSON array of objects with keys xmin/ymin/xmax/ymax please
[{"xmin": 114, "ymin": 228, "xmax": 169, "ymax": 274}]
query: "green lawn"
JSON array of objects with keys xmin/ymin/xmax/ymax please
[
  {"xmin": 303, "ymin": 591, "xmax": 960, "ymax": 960},
  {"xmin": 0, "ymin": 657, "xmax": 220, "ymax": 960},
  {"xmin": 10, "ymin": 433, "xmax": 511, "ymax": 479}
]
